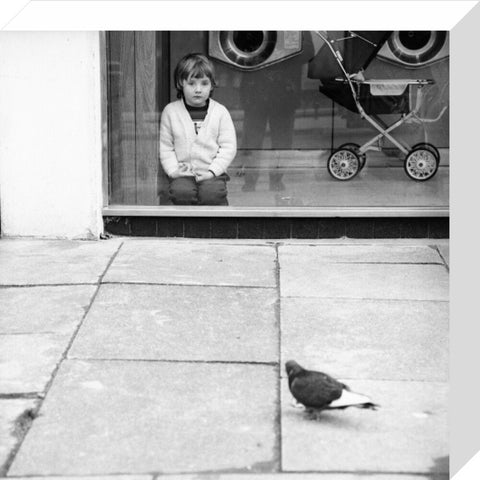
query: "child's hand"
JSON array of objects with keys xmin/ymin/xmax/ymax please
[
  {"xmin": 169, "ymin": 164, "xmax": 190, "ymax": 179},
  {"xmin": 169, "ymin": 168, "xmax": 182, "ymax": 179},
  {"xmin": 195, "ymin": 171, "xmax": 215, "ymax": 182}
]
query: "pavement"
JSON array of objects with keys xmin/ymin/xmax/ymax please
[{"xmin": 0, "ymin": 237, "xmax": 449, "ymax": 479}]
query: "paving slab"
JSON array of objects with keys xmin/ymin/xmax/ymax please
[
  {"xmin": 0, "ymin": 285, "xmax": 95, "ymax": 334},
  {"xmin": 0, "ymin": 334, "xmax": 69, "ymax": 393},
  {"xmin": 279, "ymin": 244, "xmax": 443, "ymax": 264},
  {"xmin": 103, "ymin": 241, "xmax": 276, "ymax": 287},
  {"xmin": 281, "ymin": 263, "xmax": 448, "ymax": 301},
  {"xmin": 10, "ymin": 360, "xmax": 277, "ymax": 475},
  {"xmin": 281, "ymin": 297, "xmax": 448, "ymax": 382},
  {"xmin": 281, "ymin": 379, "xmax": 448, "ymax": 474},
  {"xmin": 0, "ymin": 399, "xmax": 38, "ymax": 473},
  {"xmin": 0, "ymin": 240, "xmax": 121, "ymax": 285},
  {"xmin": 69, "ymin": 284, "xmax": 278, "ymax": 362}
]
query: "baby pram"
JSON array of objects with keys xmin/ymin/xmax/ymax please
[{"xmin": 310, "ymin": 31, "xmax": 441, "ymax": 181}]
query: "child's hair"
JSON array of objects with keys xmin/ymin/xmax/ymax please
[{"xmin": 174, "ymin": 53, "xmax": 217, "ymax": 99}]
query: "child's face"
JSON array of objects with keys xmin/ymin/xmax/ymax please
[{"xmin": 182, "ymin": 74, "xmax": 212, "ymax": 107}]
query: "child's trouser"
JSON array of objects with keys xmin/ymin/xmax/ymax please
[{"xmin": 169, "ymin": 175, "xmax": 229, "ymax": 206}]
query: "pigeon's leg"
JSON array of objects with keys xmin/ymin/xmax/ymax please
[
  {"xmin": 305, "ymin": 407, "xmax": 324, "ymax": 421},
  {"xmin": 290, "ymin": 398, "xmax": 305, "ymax": 409}
]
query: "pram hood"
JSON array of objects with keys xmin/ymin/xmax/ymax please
[
  {"xmin": 308, "ymin": 31, "xmax": 414, "ymax": 114},
  {"xmin": 308, "ymin": 31, "xmax": 392, "ymax": 82}
]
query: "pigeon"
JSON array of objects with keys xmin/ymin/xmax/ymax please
[{"xmin": 285, "ymin": 360, "xmax": 379, "ymax": 411}]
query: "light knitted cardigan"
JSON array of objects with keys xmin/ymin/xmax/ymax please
[{"xmin": 159, "ymin": 99, "xmax": 237, "ymax": 178}]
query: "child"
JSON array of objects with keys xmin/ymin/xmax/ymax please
[{"xmin": 159, "ymin": 53, "xmax": 237, "ymax": 205}]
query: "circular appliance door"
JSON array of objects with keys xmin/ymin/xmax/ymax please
[
  {"xmin": 379, "ymin": 31, "xmax": 448, "ymax": 68},
  {"xmin": 218, "ymin": 31, "xmax": 277, "ymax": 68},
  {"xmin": 209, "ymin": 31, "xmax": 303, "ymax": 70}
]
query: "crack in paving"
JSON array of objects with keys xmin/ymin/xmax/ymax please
[
  {"xmin": 321, "ymin": 261, "xmax": 445, "ymax": 265},
  {"xmin": 65, "ymin": 357, "xmax": 279, "ymax": 366},
  {"xmin": 0, "ymin": 332, "xmax": 58, "ymax": 336},
  {"xmin": 0, "ymin": 283, "xmax": 97, "ymax": 289},
  {"xmin": 0, "ymin": 393, "xmax": 43, "ymax": 400},
  {"xmin": 433, "ymin": 244, "xmax": 450, "ymax": 273},
  {"xmin": 282, "ymin": 295, "xmax": 449, "ymax": 303}
]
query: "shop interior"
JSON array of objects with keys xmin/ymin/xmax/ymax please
[{"xmin": 106, "ymin": 31, "xmax": 449, "ymax": 212}]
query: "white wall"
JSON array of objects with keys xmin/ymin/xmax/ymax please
[{"xmin": 0, "ymin": 32, "xmax": 103, "ymax": 239}]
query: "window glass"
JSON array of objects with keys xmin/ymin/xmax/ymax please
[{"xmin": 107, "ymin": 31, "xmax": 449, "ymax": 210}]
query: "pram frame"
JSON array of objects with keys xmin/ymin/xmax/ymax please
[
  {"xmin": 346, "ymin": 78, "xmax": 433, "ymax": 156},
  {"xmin": 314, "ymin": 31, "xmax": 441, "ymax": 181}
]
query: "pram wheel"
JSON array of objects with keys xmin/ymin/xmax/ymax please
[
  {"xmin": 411, "ymin": 142, "xmax": 440, "ymax": 161},
  {"xmin": 404, "ymin": 147, "xmax": 439, "ymax": 181},
  {"xmin": 338, "ymin": 143, "xmax": 367, "ymax": 171},
  {"xmin": 328, "ymin": 148, "xmax": 361, "ymax": 181}
]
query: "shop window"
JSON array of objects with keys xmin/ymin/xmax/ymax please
[{"xmin": 105, "ymin": 31, "xmax": 449, "ymax": 213}]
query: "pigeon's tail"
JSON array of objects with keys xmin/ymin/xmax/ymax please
[{"xmin": 327, "ymin": 388, "xmax": 378, "ymax": 410}]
